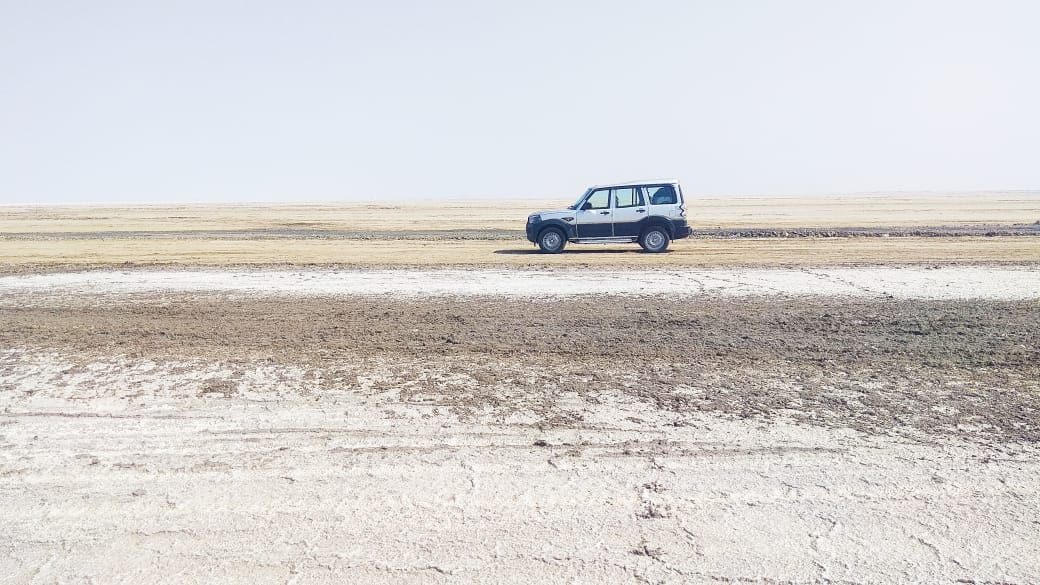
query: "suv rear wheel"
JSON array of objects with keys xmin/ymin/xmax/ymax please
[
  {"xmin": 639, "ymin": 226, "xmax": 670, "ymax": 253},
  {"xmin": 538, "ymin": 228, "xmax": 566, "ymax": 254}
]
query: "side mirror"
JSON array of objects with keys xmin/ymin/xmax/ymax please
[{"xmin": 581, "ymin": 201, "xmax": 593, "ymax": 210}]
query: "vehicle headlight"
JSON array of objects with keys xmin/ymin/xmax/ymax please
[{"xmin": 528, "ymin": 214, "xmax": 541, "ymax": 223}]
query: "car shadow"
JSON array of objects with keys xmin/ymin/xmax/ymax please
[{"xmin": 494, "ymin": 248, "xmax": 670, "ymax": 255}]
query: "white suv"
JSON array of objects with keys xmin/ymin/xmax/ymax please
[{"xmin": 526, "ymin": 180, "xmax": 691, "ymax": 253}]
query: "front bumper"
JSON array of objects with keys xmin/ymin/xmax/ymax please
[{"xmin": 526, "ymin": 221, "xmax": 539, "ymax": 242}]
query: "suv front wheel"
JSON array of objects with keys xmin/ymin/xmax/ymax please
[
  {"xmin": 538, "ymin": 228, "xmax": 567, "ymax": 254},
  {"xmin": 639, "ymin": 227, "xmax": 670, "ymax": 253}
]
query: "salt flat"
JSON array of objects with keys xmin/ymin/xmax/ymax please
[
  {"xmin": 2, "ymin": 266, "xmax": 1038, "ymax": 301},
  {"xmin": 2, "ymin": 349, "xmax": 1038, "ymax": 584}
]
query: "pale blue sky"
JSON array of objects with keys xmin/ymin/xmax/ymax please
[{"xmin": 2, "ymin": 0, "xmax": 1038, "ymax": 203}]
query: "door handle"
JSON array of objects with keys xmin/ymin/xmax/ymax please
[
  {"xmin": 599, "ymin": 211, "xmax": 610, "ymax": 215},
  {"xmin": 636, "ymin": 209, "xmax": 646, "ymax": 213}
]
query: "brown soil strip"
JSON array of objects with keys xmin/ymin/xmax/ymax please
[{"xmin": 3, "ymin": 295, "xmax": 1037, "ymax": 443}]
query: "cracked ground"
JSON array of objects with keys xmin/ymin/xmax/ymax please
[{"xmin": 1, "ymin": 273, "xmax": 1039, "ymax": 584}]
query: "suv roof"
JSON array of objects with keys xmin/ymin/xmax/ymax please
[{"xmin": 588, "ymin": 178, "xmax": 680, "ymax": 189}]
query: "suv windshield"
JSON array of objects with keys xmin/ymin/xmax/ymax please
[{"xmin": 567, "ymin": 189, "xmax": 592, "ymax": 210}]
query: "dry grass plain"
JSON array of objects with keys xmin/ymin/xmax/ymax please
[
  {"xmin": 2, "ymin": 192, "xmax": 1038, "ymax": 270},
  {"xmin": 3, "ymin": 236, "xmax": 1040, "ymax": 269}
]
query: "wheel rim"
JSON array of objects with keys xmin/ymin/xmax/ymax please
[
  {"xmin": 646, "ymin": 231, "xmax": 665, "ymax": 249},
  {"xmin": 543, "ymin": 232, "xmax": 562, "ymax": 250}
]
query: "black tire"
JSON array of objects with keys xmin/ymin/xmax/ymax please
[
  {"xmin": 537, "ymin": 227, "xmax": 566, "ymax": 254},
  {"xmin": 639, "ymin": 226, "xmax": 670, "ymax": 253}
]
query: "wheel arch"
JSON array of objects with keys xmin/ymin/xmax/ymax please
[
  {"xmin": 641, "ymin": 216, "xmax": 676, "ymax": 238},
  {"xmin": 537, "ymin": 219, "xmax": 576, "ymax": 240}
]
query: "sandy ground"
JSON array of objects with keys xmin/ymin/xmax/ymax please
[{"xmin": 2, "ymin": 267, "xmax": 1039, "ymax": 583}]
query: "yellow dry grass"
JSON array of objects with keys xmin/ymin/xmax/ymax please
[
  {"xmin": 3, "ymin": 237, "xmax": 1037, "ymax": 268},
  {"xmin": 2, "ymin": 193, "xmax": 1037, "ymax": 269},
  {"xmin": 694, "ymin": 192, "xmax": 1039, "ymax": 228}
]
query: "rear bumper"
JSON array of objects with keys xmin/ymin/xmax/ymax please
[
  {"xmin": 672, "ymin": 221, "xmax": 692, "ymax": 240},
  {"xmin": 526, "ymin": 222, "xmax": 538, "ymax": 242}
]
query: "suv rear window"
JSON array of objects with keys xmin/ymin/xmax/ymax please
[{"xmin": 647, "ymin": 185, "xmax": 677, "ymax": 205}]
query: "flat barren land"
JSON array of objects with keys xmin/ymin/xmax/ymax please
[
  {"xmin": 1, "ymin": 194, "xmax": 1039, "ymax": 584},
  {"xmin": 2, "ymin": 192, "xmax": 1038, "ymax": 270}
]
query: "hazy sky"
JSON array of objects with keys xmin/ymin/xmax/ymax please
[{"xmin": 2, "ymin": 0, "xmax": 1038, "ymax": 203}]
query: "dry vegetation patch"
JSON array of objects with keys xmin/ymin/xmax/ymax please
[{"xmin": 2, "ymin": 194, "xmax": 1037, "ymax": 269}]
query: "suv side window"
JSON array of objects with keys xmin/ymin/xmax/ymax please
[
  {"xmin": 647, "ymin": 185, "xmax": 677, "ymax": 205},
  {"xmin": 614, "ymin": 187, "xmax": 644, "ymax": 208},
  {"xmin": 584, "ymin": 189, "xmax": 611, "ymax": 210}
]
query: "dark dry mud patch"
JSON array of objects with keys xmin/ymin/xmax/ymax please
[{"xmin": 2, "ymin": 295, "xmax": 1038, "ymax": 443}]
